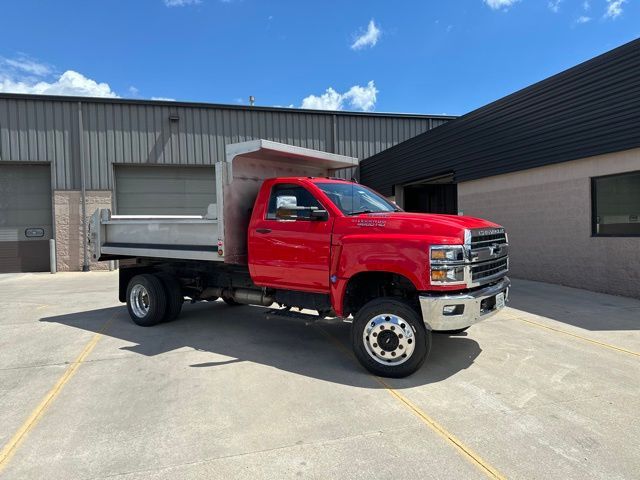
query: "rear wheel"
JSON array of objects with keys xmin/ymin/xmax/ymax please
[
  {"xmin": 126, "ymin": 274, "xmax": 167, "ymax": 327},
  {"xmin": 155, "ymin": 272, "xmax": 183, "ymax": 322},
  {"xmin": 352, "ymin": 298, "xmax": 430, "ymax": 378}
]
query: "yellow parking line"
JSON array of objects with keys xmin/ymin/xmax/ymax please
[
  {"xmin": 316, "ymin": 325, "xmax": 507, "ymax": 480},
  {"xmin": 505, "ymin": 314, "xmax": 640, "ymax": 358},
  {"xmin": 0, "ymin": 317, "xmax": 112, "ymax": 473}
]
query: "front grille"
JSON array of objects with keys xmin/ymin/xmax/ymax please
[
  {"xmin": 470, "ymin": 232, "xmax": 507, "ymax": 249},
  {"xmin": 471, "ymin": 258, "xmax": 508, "ymax": 282}
]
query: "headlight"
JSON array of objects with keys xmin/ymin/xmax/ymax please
[
  {"xmin": 430, "ymin": 245, "xmax": 464, "ymax": 263},
  {"xmin": 431, "ymin": 266, "xmax": 465, "ymax": 283}
]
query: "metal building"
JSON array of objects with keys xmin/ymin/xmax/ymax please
[{"xmin": 0, "ymin": 94, "xmax": 453, "ymax": 272}]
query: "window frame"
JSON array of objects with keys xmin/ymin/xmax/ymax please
[
  {"xmin": 591, "ymin": 170, "xmax": 640, "ymax": 238},
  {"xmin": 314, "ymin": 181, "xmax": 398, "ymax": 215},
  {"xmin": 265, "ymin": 182, "xmax": 328, "ymax": 222}
]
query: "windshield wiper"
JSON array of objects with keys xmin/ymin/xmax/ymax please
[{"xmin": 347, "ymin": 209, "xmax": 373, "ymax": 216}]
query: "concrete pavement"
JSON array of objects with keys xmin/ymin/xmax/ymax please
[{"xmin": 0, "ymin": 273, "xmax": 638, "ymax": 479}]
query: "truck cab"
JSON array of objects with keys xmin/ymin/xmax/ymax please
[{"xmin": 90, "ymin": 140, "xmax": 509, "ymax": 378}]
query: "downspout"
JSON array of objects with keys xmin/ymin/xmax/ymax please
[
  {"xmin": 331, "ymin": 114, "xmax": 337, "ymax": 154},
  {"xmin": 78, "ymin": 101, "xmax": 90, "ymax": 272}
]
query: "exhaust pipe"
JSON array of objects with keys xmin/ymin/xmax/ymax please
[
  {"xmin": 232, "ymin": 289, "xmax": 274, "ymax": 306},
  {"xmin": 199, "ymin": 287, "xmax": 274, "ymax": 306}
]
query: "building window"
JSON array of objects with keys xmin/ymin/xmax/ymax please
[{"xmin": 592, "ymin": 171, "xmax": 640, "ymax": 237}]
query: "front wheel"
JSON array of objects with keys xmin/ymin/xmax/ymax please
[{"xmin": 352, "ymin": 298, "xmax": 431, "ymax": 378}]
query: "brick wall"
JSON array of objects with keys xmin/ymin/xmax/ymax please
[
  {"xmin": 458, "ymin": 148, "xmax": 640, "ymax": 298},
  {"xmin": 53, "ymin": 190, "xmax": 112, "ymax": 272}
]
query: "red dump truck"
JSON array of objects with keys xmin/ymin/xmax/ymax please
[{"xmin": 90, "ymin": 140, "xmax": 509, "ymax": 377}]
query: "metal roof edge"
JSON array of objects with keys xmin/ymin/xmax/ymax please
[
  {"xmin": 360, "ymin": 36, "xmax": 640, "ymax": 167},
  {"xmin": 0, "ymin": 92, "xmax": 457, "ymax": 120}
]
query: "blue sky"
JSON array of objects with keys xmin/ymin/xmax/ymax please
[{"xmin": 0, "ymin": 0, "xmax": 637, "ymax": 115}]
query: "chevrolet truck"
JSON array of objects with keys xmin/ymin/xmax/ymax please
[{"xmin": 90, "ymin": 140, "xmax": 510, "ymax": 377}]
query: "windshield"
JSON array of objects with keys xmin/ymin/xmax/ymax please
[{"xmin": 316, "ymin": 182, "xmax": 400, "ymax": 215}]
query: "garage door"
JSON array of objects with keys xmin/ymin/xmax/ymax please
[
  {"xmin": 115, "ymin": 166, "xmax": 217, "ymax": 215},
  {"xmin": 0, "ymin": 164, "xmax": 52, "ymax": 273}
]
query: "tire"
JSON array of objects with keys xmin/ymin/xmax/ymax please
[
  {"xmin": 223, "ymin": 297, "xmax": 241, "ymax": 306},
  {"xmin": 433, "ymin": 327, "xmax": 470, "ymax": 335},
  {"xmin": 155, "ymin": 272, "xmax": 183, "ymax": 322},
  {"xmin": 352, "ymin": 298, "xmax": 431, "ymax": 378},
  {"xmin": 126, "ymin": 274, "xmax": 167, "ymax": 327}
]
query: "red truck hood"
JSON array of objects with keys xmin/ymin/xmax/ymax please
[{"xmin": 335, "ymin": 211, "xmax": 502, "ymax": 244}]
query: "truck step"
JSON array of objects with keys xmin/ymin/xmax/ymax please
[{"xmin": 264, "ymin": 308, "xmax": 322, "ymax": 323}]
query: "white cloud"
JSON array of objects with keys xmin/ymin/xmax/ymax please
[
  {"xmin": 151, "ymin": 96, "xmax": 176, "ymax": 101},
  {"xmin": 483, "ymin": 0, "xmax": 520, "ymax": 10},
  {"xmin": 301, "ymin": 81, "xmax": 378, "ymax": 112},
  {"xmin": 302, "ymin": 87, "xmax": 343, "ymax": 110},
  {"xmin": 0, "ymin": 70, "xmax": 118, "ymax": 97},
  {"xmin": 164, "ymin": 0, "xmax": 201, "ymax": 6},
  {"xmin": 128, "ymin": 86, "xmax": 140, "ymax": 96},
  {"xmin": 576, "ymin": 15, "xmax": 592, "ymax": 23},
  {"xmin": 350, "ymin": 20, "xmax": 381, "ymax": 50},
  {"xmin": 2, "ymin": 56, "xmax": 52, "ymax": 76},
  {"xmin": 0, "ymin": 54, "xmax": 118, "ymax": 97},
  {"xmin": 548, "ymin": 0, "xmax": 562, "ymax": 12},
  {"xmin": 344, "ymin": 82, "xmax": 378, "ymax": 111},
  {"xmin": 604, "ymin": 0, "xmax": 626, "ymax": 18},
  {"xmin": 582, "ymin": 0, "xmax": 591, "ymax": 10}
]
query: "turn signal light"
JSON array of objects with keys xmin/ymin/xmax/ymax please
[
  {"xmin": 431, "ymin": 250, "xmax": 448, "ymax": 261},
  {"xmin": 431, "ymin": 270, "xmax": 447, "ymax": 281}
]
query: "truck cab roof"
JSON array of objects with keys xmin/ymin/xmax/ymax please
[{"xmin": 267, "ymin": 177, "xmax": 356, "ymax": 184}]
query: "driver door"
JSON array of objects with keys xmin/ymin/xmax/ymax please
[{"xmin": 250, "ymin": 183, "xmax": 333, "ymax": 293}]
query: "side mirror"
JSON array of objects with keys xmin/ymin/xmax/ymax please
[
  {"xmin": 276, "ymin": 205, "xmax": 329, "ymax": 221},
  {"xmin": 310, "ymin": 209, "xmax": 328, "ymax": 221},
  {"xmin": 276, "ymin": 207, "xmax": 298, "ymax": 220}
]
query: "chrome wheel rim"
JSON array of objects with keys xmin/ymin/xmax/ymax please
[
  {"xmin": 130, "ymin": 284, "xmax": 150, "ymax": 318},
  {"xmin": 363, "ymin": 314, "xmax": 415, "ymax": 366}
]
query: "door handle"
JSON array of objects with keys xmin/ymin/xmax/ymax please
[{"xmin": 256, "ymin": 228, "xmax": 271, "ymax": 234}]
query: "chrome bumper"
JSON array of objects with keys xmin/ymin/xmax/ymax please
[{"xmin": 419, "ymin": 277, "xmax": 511, "ymax": 331}]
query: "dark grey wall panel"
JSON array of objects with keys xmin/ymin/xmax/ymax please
[
  {"xmin": 0, "ymin": 94, "xmax": 453, "ymax": 191},
  {"xmin": 360, "ymin": 38, "xmax": 640, "ymax": 196},
  {"xmin": 0, "ymin": 164, "xmax": 52, "ymax": 272}
]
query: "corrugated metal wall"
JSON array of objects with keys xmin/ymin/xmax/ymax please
[{"xmin": 0, "ymin": 95, "xmax": 452, "ymax": 190}]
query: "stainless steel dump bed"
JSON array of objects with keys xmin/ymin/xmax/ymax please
[
  {"xmin": 89, "ymin": 140, "xmax": 357, "ymax": 265},
  {"xmin": 90, "ymin": 209, "xmax": 221, "ymax": 262}
]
